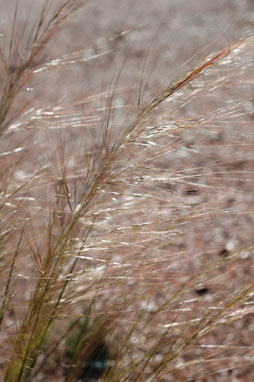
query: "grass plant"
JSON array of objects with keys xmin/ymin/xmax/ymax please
[{"xmin": 0, "ymin": 1, "xmax": 253, "ymax": 381}]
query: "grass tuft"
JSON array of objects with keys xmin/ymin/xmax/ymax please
[{"xmin": 0, "ymin": 1, "xmax": 253, "ymax": 381}]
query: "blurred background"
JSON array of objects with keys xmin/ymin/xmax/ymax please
[{"xmin": 1, "ymin": 0, "xmax": 253, "ymax": 102}]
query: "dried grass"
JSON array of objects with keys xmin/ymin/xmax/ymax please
[{"xmin": 0, "ymin": 1, "xmax": 253, "ymax": 381}]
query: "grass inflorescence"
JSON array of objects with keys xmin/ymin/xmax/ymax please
[{"xmin": 0, "ymin": 1, "xmax": 253, "ymax": 381}]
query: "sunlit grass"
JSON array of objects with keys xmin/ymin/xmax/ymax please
[{"xmin": 0, "ymin": 1, "xmax": 253, "ymax": 381}]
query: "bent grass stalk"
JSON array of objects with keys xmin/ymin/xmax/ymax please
[{"xmin": 0, "ymin": 1, "xmax": 254, "ymax": 381}]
